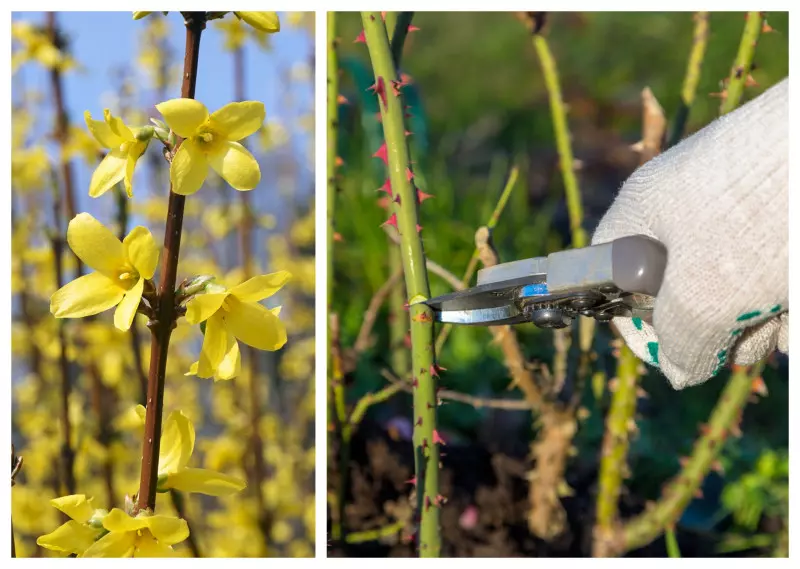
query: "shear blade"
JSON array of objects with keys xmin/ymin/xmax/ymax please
[{"xmin": 425, "ymin": 275, "xmax": 550, "ymax": 325}]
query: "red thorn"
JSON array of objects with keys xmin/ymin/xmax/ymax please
[
  {"xmin": 408, "ymin": 25, "xmax": 420, "ymax": 33},
  {"xmin": 417, "ymin": 189, "xmax": 434, "ymax": 203},
  {"xmin": 333, "ymin": 232, "xmax": 343, "ymax": 242},
  {"xmin": 416, "ymin": 224, "xmax": 423, "ymax": 233},
  {"xmin": 368, "ymin": 76, "xmax": 388, "ymax": 108},
  {"xmin": 406, "ymin": 167, "xmax": 414, "ymax": 181},
  {"xmin": 411, "ymin": 377, "xmax": 419, "ymax": 388},
  {"xmin": 377, "ymin": 179, "xmax": 393, "ymax": 197},
  {"xmin": 424, "ymin": 496, "xmax": 431, "ymax": 511},
  {"xmin": 373, "ymin": 142, "xmax": 388, "ymax": 164},
  {"xmin": 434, "ymin": 494, "xmax": 447, "ymax": 507},
  {"xmin": 375, "ymin": 111, "xmax": 383, "ymax": 123},
  {"xmin": 415, "ymin": 416, "xmax": 423, "ymax": 427},
  {"xmin": 393, "ymin": 194, "xmax": 402, "ymax": 205},
  {"xmin": 400, "ymin": 73, "xmax": 413, "ymax": 85},
  {"xmin": 405, "ymin": 130, "xmax": 413, "ymax": 137},
  {"xmin": 335, "ymin": 156, "xmax": 344, "ymax": 167},
  {"xmin": 337, "ymin": 94, "xmax": 349, "ymax": 105},
  {"xmin": 426, "ymin": 402, "xmax": 433, "ymax": 409},
  {"xmin": 406, "ymin": 476, "xmax": 417, "ymax": 486},
  {"xmin": 354, "ymin": 30, "xmax": 366, "ymax": 43},
  {"xmin": 381, "ymin": 213, "xmax": 398, "ymax": 229},
  {"xmin": 433, "ymin": 429, "xmax": 446, "ymax": 445},
  {"xmin": 380, "ymin": 11, "xmax": 387, "ymax": 21},
  {"xmin": 429, "ymin": 365, "xmax": 440, "ymax": 378}
]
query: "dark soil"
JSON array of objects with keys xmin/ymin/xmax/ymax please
[{"xmin": 327, "ymin": 419, "xmax": 752, "ymax": 558}]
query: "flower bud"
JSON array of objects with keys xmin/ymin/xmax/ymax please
[
  {"xmin": 134, "ymin": 125, "xmax": 154, "ymax": 142},
  {"xmin": 154, "ymin": 126, "xmax": 170, "ymax": 144},
  {"xmin": 132, "ymin": 11, "xmax": 153, "ymax": 20},
  {"xmin": 179, "ymin": 275, "xmax": 216, "ymax": 297}
]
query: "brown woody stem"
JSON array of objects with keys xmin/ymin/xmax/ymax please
[{"xmin": 135, "ymin": 12, "xmax": 205, "ymax": 514}]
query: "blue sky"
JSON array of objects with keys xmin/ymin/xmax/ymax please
[{"xmin": 12, "ymin": 11, "xmax": 315, "ymax": 224}]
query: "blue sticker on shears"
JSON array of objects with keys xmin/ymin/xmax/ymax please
[{"xmin": 520, "ymin": 283, "xmax": 549, "ymax": 298}]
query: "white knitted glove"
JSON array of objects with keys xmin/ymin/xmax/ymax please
[{"xmin": 592, "ymin": 78, "xmax": 788, "ymax": 389}]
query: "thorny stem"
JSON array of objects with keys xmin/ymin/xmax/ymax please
[
  {"xmin": 435, "ymin": 165, "xmax": 519, "ymax": 353},
  {"xmin": 327, "ymin": 12, "xmax": 349, "ymax": 545},
  {"xmin": 387, "ymin": 12, "xmax": 412, "ymax": 393},
  {"xmin": 594, "ymin": 86, "xmax": 666, "ymax": 557},
  {"xmin": 136, "ymin": 12, "xmax": 206, "ymax": 514},
  {"xmin": 593, "ymin": 342, "xmax": 640, "ymax": 556},
  {"xmin": 526, "ymin": 16, "xmax": 593, "ymax": 540},
  {"xmin": 668, "ymin": 12, "xmax": 709, "ymax": 147},
  {"xmin": 361, "ymin": 12, "xmax": 440, "ymax": 557},
  {"xmin": 720, "ymin": 12, "xmax": 763, "ymax": 115},
  {"xmin": 611, "ymin": 363, "xmax": 766, "ymax": 555}
]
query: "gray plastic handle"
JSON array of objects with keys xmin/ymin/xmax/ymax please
[{"xmin": 611, "ymin": 235, "xmax": 667, "ymax": 297}]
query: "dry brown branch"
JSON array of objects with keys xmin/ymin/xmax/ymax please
[
  {"xmin": 474, "ymin": 226, "xmax": 575, "ymax": 539},
  {"xmin": 353, "ymin": 269, "xmax": 404, "ymax": 356}
]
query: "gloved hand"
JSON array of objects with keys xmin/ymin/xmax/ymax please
[{"xmin": 592, "ymin": 78, "xmax": 788, "ymax": 389}]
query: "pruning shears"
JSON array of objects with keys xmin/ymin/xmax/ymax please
[{"xmin": 424, "ymin": 235, "xmax": 667, "ymax": 329}]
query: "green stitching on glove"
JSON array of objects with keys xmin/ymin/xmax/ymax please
[
  {"xmin": 632, "ymin": 317, "xmax": 643, "ymax": 331},
  {"xmin": 647, "ymin": 341, "xmax": 659, "ymax": 366},
  {"xmin": 736, "ymin": 310, "xmax": 762, "ymax": 322}
]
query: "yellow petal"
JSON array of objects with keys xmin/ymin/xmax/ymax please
[
  {"xmin": 37, "ymin": 521, "xmax": 102, "ymax": 555},
  {"xmin": 158, "ymin": 410, "xmax": 195, "ymax": 475},
  {"xmin": 113, "ymin": 277, "xmax": 144, "ymax": 331},
  {"xmin": 82, "ymin": 529, "xmax": 136, "ymax": 558},
  {"xmin": 135, "ymin": 404, "xmax": 147, "ymax": 421},
  {"xmin": 102, "ymin": 509, "xmax": 149, "ymax": 533},
  {"xmin": 84, "ymin": 110, "xmax": 123, "ymax": 148},
  {"xmin": 229, "ymin": 271, "xmax": 291, "ymax": 303},
  {"xmin": 156, "ymin": 98, "xmax": 208, "ymax": 139},
  {"xmin": 223, "ymin": 298, "xmax": 287, "ymax": 351},
  {"xmin": 235, "ymin": 11, "xmax": 281, "ymax": 33},
  {"xmin": 185, "ymin": 292, "xmax": 227, "ymax": 324},
  {"xmin": 215, "ymin": 335, "xmax": 241, "ymax": 380},
  {"xmin": 170, "ymin": 139, "xmax": 208, "ymax": 195},
  {"xmin": 104, "ymin": 109, "xmax": 134, "ymax": 141},
  {"xmin": 50, "ymin": 494, "xmax": 96, "ymax": 523},
  {"xmin": 164, "ymin": 468, "xmax": 246, "ymax": 496},
  {"xmin": 123, "ymin": 226, "xmax": 159, "ymax": 279},
  {"xmin": 134, "ymin": 533, "xmax": 176, "ymax": 557},
  {"xmin": 124, "ymin": 140, "xmax": 148, "ymax": 198},
  {"xmin": 197, "ymin": 313, "xmax": 227, "ymax": 378},
  {"xmin": 208, "ymin": 140, "xmax": 260, "ymax": 191},
  {"xmin": 185, "ymin": 361, "xmax": 199, "ymax": 376},
  {"xmin": 89, "ymin": 148, "xmax": 127, "ymax": 198},
  {"xmin": 208, "ymin": 101, "xmax": 265, "ymax": 141},
  {"xmin": 51, "ymin": 272, "xmax": 125, "ymax": 319},
  {"xmin": 67, "ymin": 213, "xmax": 125, "ymax": 277},
  {"xmin": 142, "ymin": 515, "xmax": 190, "ymax": 546}
]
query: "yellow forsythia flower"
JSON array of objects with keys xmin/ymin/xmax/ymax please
[
  {"xmin": 37, "ymin": 495, "xmax": 107, "ymax": 556},
  {"xmin": 156, "ymin": 99, "xmax": 264, "ymax": 195},
  {"xmin": 84, "ymin": 109, "xmax": 153, "ymax": 197},
  {"xmin": 50, "ymin": 213, "xmax": 159, "ymax": 331},
  {"xmin": 233, "ymin": 11, "xmax": 280, "ymax": 33},
  {"xmin": 135, "ymin": 405, "xmax": 246, "ymax": 496},
  {"xmin": 83, "ymin": 509, "xmax": 189, "ymax": 557},
  {"xmin": 185, "ymin": 272, "xmax": 290, "ymax": 379},
  {"xmin": 11, "ymin": 21, "xmax": 72, "ymax": 73}
]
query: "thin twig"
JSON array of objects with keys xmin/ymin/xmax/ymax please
[
  {"xmin": 381, "ymin": 369, "xmax": 533, "ymax": 411},
  {"xmin": 352, "ymin": 269, "xmax": 404, "ymax": 356},
  {"xmin": 435, "ymin": 165, "xmax": 519, "ymax": 353}
]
